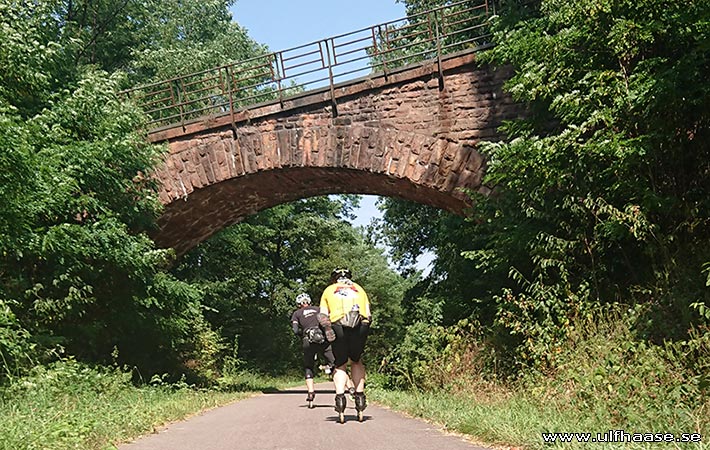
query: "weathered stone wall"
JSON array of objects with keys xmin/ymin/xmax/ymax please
[{"xmin": 152, "ymin": 52, "xmax": 522, "ymax": 254}]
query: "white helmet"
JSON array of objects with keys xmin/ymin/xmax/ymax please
[{"xmin": 295, "ymin": 293, "xmax": 311, "ymax": 305}]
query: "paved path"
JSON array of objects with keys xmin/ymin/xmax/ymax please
[{"xmin": 120, "ymin": 382, "xmax": 491, "ymax": 450}]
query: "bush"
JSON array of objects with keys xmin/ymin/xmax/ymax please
[
  {"xmin": 518, "ymin": 306, "xmax": 710, "ymax": 435},
  {"xmin": 381, "ymin": 321, "xmax": 451, "ymax": 389},
  {"xmin": 380, "ymin": 301, "xmax": 709, "ymax": 433},
  {"xmin": 0, "ymin": 299, "xmax": 35, "ymax": 383}
]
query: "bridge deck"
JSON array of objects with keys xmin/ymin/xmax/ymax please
[
  {"xmin": 122, "ymin": 0, "xmax": 496, "ymax": 138},
  {"xmin": 146, "ymin": 49, "xmax": 484, "ymax": 143}
]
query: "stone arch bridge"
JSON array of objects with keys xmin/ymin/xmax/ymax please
[
  {"xmin": 131, "ymin": 1, "xmax": 524, "ymax": 255},
  {"xmin": 150, "ymin": 52, "xmax": 520, "ymax": 255}
]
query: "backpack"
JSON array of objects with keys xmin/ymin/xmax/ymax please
[{"xmin": 304, "ymin": 327, "xmax": 325, "ymax": 344}]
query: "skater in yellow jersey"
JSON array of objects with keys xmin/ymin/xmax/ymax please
[{"xmin": 319, "ymin": 268, "xmax": 371, "ymax": 423}]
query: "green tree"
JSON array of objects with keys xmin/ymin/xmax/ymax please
[
  {"xmin": 384, "ymin": 0, "xmax": 710, "ymax": 376},
  {"xmin": 476, "ymin": 0, "xmax": 709, "ymax": 355},
  {"xmin": 0, "ymin": 0, "xmax": 263, "ymax": 383},
  {"xmin": 174, "ymin": 195, "xmax": 409, "ymax": 374},
  {"xmin": 128, "ymin": 0, "xmax": 268, "ymax": 83}
]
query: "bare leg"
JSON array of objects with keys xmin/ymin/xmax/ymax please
[
  {"xmin": 350, "ymin": 360, "xmax": 366, "ymax": 392},
  {"xmin": 306, "ymin": 377, "xmax": 315, "ymax": 393},
  {"xmin": 333, "ymin": 365, "xmax": 349, "ymax": 394}
]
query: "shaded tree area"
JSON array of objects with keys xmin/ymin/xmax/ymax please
[
  {"xmin": 479, "ymin": 0, "xmax": 709, "ymax": 360},
  {"xmin": 380, "ymin": 0, "xmax": 709, "ymax": 393},
  {"xmin": 174, "ymin": 196, "xmax": 409, "ymax": 376},
  {"xmin": 0, "ymin": 0, "xmax": 187, "ymax": 381}
]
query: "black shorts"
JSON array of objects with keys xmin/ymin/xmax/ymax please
[
  {"xmin": 302, "ymin": 339, "xmax": 335, "ymax": 378},
  {"xmin": 331, "ymin": 322, "xmax": 369, "ymax": 367}
]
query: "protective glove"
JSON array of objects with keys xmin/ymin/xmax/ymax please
[{"xmin": 318, "ymin": 313, "xmax": 336, "ymax": 342}]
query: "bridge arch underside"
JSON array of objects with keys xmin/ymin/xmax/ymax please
[
  {"xmin": 156, "ymin": 163, "xmax": 490, "ymax": 254},
  {"xmin": 155, "ymin": 165, "xmax": 483, "ymax": 255},
  {"xmin": 152, "ymin": 56, "xmax": 522, "ymax": 255}
]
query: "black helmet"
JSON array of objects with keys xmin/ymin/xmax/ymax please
[{"xmin": 330, "ymin": 268, "xmax": 352, "ymax": 283}]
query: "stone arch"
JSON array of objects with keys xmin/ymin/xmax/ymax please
[{"xmin": 151, "ymin": 54, "xmax": 522, "ymax": 255}]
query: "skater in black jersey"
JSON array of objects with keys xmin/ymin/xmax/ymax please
[{"xmin": 291, "ymin": 293, "xmax": 335, "ymax": 408}]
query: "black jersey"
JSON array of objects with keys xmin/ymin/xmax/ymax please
[{"xmin": 291, "ymin": 305, "xmax": 321, "ymax": 335}]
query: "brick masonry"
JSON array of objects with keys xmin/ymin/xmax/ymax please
[{"xmin": 151, "ymin": 52, "xmax": 523, "ymax": 255}]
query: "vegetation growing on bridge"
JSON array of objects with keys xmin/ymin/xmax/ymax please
[{"xmin": 0, "ymin": 0, "xmax": 708, "ymax": 449}]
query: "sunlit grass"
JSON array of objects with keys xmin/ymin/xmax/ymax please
[
  {"xmin": 0, "ymin": 361, "xmax": 296, "ymax": 450},
  {"xmin": 370, "ymin": 385, "xmax": 709, "ymax": 450},
  {"xmin": 368, "ymin": 312, "xmax": 710, "ymax": 450}
]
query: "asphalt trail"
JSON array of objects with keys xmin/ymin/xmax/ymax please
[{"xmin": 119, "ymin": 382, "xmax": 491, "ymax": 450}]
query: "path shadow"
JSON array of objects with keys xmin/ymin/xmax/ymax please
[
  {"xmin": 263, "ymin": 388, "xmax": 335, "ymax": 394},
  {"xmin": 298, "ymin": 404, "xmax": 334, "ymax": 409},
  {"xmin": 325, "ymin": 414, "xmax": 372, "ymax": 423},
  {"xmin": 222, "ymin": 383, "xmax": 282, "ymax": 394}
]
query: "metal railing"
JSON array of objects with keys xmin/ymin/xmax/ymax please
[{"xmin": 121, "ymin": 0, "xmax": 496, "ymax": 132}]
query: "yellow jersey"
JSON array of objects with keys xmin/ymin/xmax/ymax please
[{"xmin": 320, "ymin": 280, "xmax": 370, "ymax": 324}]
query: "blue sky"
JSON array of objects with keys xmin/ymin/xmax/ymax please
[
  {"xmin": 230, "ymin": 1, "xmax": 406, "ymax": 54},
  {"xmin": 229, "ymin": 0, "xmax": 406, "ymax": 228}
]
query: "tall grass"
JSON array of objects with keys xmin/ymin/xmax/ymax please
[
  {"xmin": 371, "ymin": 309, "xmax": 710, "ymax": 449},
  {"xmin": 0, "ymin": 359, "xmax": 293, "ymax": 450}
]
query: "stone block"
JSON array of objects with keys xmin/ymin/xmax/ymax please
[{"xmin": 152, "ymin": 56, "xmax": 522, "ymax": 254}]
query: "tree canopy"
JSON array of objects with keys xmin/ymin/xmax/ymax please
[
  {"xmin": 381, "ymin": 0, "xmax": 709, "ymax": 376},
  {"xmin": 0, "ymin": 0, "xmax": 397, "ymax": 383}
]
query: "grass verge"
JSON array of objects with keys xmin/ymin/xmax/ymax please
[
  {"xmin": 369, "ymin": 311, "xmax": 709, "ymax": 450},
  {"xmin": 370, "ymin": 384, "xmax": 708, "ymax": 450},
  {"xmin": 0, "ymin": 360, "xmax": 296, "ymax": 450}
]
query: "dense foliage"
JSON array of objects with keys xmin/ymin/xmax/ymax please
[
  {"xmin": 0, "ymin": 0, "xmax": 257, "ymax": 383},
  {"xmin": 381, "ymin": 0, "xmax": 709, "ymax": 390},
  {"xmin": 481, "ymin": 0, "xmax": 709, "ymax": 364},
  {"xmin": 0, "ymin": 0, "xmax": 406, "ymax": 385}
]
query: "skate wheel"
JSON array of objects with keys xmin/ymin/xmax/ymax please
[
  {"xmin": 338, "ymin": 412, "xmax": 345, "ymax": 424},
  {"xmin": 358, "ymin": 410, "xmax": 364, "ymax": 422}
]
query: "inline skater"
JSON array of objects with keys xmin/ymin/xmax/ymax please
[
  {"xmin": 291, "ymin": 293, "xmax": 335, "ymax": 408},
  {"xmin": 319, "ymin": 268, "xmax": 371, "ymax": 423}
]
